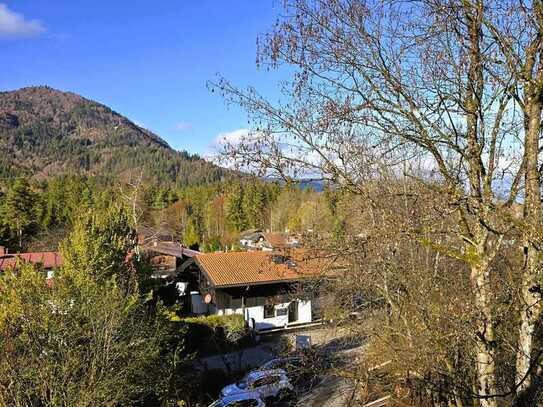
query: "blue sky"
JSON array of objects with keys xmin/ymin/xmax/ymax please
[{"xmin": 0, "ymin": 1, "xmax": 288, "ymax": 155}]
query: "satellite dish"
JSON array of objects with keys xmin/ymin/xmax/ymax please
[{"xmin": 204, "ymin": 293, "xmax": 212, "ymax": 304}]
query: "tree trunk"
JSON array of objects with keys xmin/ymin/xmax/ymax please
[
  {"xmin": 472, "ymin": 263, "xmax": 499, "ymax": 407},
  {"xmin": 515, "ymin": 92, "xmax": 543, "ymax": 403},
  {"xmin": 463, "ymin": 4, "xmax": 499, "ymax": 404},
  {"xmin": 515, "ymin": 249, "xmax": 542, "ymax": 404}
]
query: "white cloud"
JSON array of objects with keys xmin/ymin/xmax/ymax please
[
  {"xmin": 173, "ymin": 122, "xmax": 193, "ymax": 132},
  {"xmin": 212, "ymin": 128, "xmax": 251, "ymax": 147},
  {"xmin": 0, "ymin": 4, "xmax": 45, "ymax": 38},
  {"xmin": 204, "ymin": 128, "xmax": 254, "ymax": 164}
]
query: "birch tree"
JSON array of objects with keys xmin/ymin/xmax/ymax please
[
  {"xmin": 484, "ymin": 3, "xmax": 543, "ymax": 402},
  {"xmin": 212, "ymin": 0, "xmax": 543, "ymax": 404}
]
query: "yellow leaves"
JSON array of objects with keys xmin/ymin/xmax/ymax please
[
  {"xmin": 163, "ymin": 309, "xmax": 182, "ymax": 322},
  {"xmin": 419, "ymin": 236, "xmax": 482, "ymax": 267},
  {"xmin": 143, "ymin": 288, "xmax": 154, "ymax": 304}
]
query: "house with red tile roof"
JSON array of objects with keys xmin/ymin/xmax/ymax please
[
  {"xmin": 0, "ymin": 247, "xmax": 62, "ymax": 285},
  {"xmin": 0, "ymin": 249, "xmax": 62, "ymax": 272},
  {"xmin": 181, "ymin": 249, "xmax": 337, "ymax": 331}
]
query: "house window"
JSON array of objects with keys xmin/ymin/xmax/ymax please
[
  {"xmin": 264, "ymin": 304, "xmax": 275, "ymax": 319},
  {"xmin": 246, "ymin": 297, "xmax": 257, "ymax": 307}
]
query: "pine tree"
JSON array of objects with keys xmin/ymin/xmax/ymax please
[
  {"xmin": 243, "ymin": 183, "xmax": 266, "ymax": 229},
  {"xmin": 1, "ymin": 178, "xmax": 37, "ymax": 248},
  {"xmin": 183, "ymin": 219, "xmax": 200, "ymax": 250},
  {"xmin": 224, "ymin": 184, "xmax": 248, "ymax": 232}
]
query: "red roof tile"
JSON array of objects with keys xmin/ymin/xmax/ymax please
[
  {"xmin": 194, "ymin": 250, "xmax": 334, "ymax": 288},
  {"xmin": 0, "ymin": 252, "xmax": 62, "ymax": 271}
]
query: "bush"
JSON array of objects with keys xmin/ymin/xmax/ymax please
[
  {"xmin": 0, "ymin": 263, "xmax": 166, "ymax": 406},
  {"xmin": 182, "ymin": 314, "xmax": 251, "ymax": 355},
  {"xmin": 184, "ymin": 314, "xmax": 246, "ymax": 339}
]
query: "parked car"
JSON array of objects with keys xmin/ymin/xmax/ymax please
[
  {"xmin": 258, "ymin": 354, "xmax": 323, "ymax": 392},
  {"xmin": 220, "ymin": 369, "xmax": 293, "ymax": 400},
  {"xmin": 208, "ymin": 391, "xmax": 265, "ymax": 407},
  {"xmin": 259, "ymin": 356, "xmax": 303, "ymax": 372}
]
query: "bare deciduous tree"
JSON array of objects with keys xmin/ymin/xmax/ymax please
[{"xmin": 211, "ymin": 1, "xmax": 543, "ymax": 405}]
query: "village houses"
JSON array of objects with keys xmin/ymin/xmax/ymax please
[
  {"xmin": 180, "ymin": 249, "xmax": 334, "ymax": 331},
  {"xmin": 0, "ymin": 227, "xmax": 334, "ymax": 333}
]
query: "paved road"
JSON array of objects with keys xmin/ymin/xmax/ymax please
[
  {"xmin": 195, "ymin": 326, "xmax": 377, "ymax": 406},
  {"xmin": 194, "ymin": 339, "xmax": 283, "ymax": 375},
  {"xmin": 295, "ymin": 376, "xmax": 359, "ymax": 406}
]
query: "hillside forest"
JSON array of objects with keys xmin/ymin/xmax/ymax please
[{"xmin": 0, "ymin": 175, "xmax": 340, "ymax": 253}]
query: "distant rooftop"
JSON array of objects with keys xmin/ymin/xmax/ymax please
[
  {"xmin": 143, "ymin": 241, "xmax": 201, "ymax": 258},
  {"xmin": 0, "ymin": 251, "xmax": 62, "ymax": 272}
]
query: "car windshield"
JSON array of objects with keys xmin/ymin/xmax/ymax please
[{"xmin": 264, "ymin": 359, "xmax": 285, "ymax": 368}]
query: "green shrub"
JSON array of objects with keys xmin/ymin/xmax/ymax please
[
  {"xmin": 182, "ymin": 314, "xmax": 251, "ymax": 355},
  {"xmin": 184, "ymin": 314, "xmax": 245, "ymax": 338}
]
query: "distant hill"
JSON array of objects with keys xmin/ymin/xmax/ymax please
[{"xmin": 0, "ymin": 86, "xmax": 227, "ymax": 184}]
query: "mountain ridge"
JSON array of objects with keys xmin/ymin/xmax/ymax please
[{"xmin": 0, "ymin": 86, "xmax": 226, "ymax": 185}]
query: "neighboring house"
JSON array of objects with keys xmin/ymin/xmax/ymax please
[
  {"xmin": 0, "ymin": 246, "xmax": 62, "ymax": 285},
  {"xmin": 239, "ymin": 230, "xmax": 300, "ymax": 251},
  {"xmin": 141, "ymin": 240, "xmax": 201, "ymax": 279},
  {"xmin": 137, "ymin": 225, "xmax": 178, "ymax": 245},
  {"xmin": 181, "ymin": 249, "xmax": 335, "ymax": 331},
  {"xmin": 136, "ymin": 226, "xmax": 201, "ymax": 279}
]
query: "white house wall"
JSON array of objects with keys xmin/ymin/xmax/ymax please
[
  {"xmin": 298, "ymin": 300, "xmax": 312, "ymax": 324},
  {"xmin": 215, "ymin": 299, "xmax": 312, "ymax": 330}
]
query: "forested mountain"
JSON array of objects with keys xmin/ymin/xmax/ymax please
[
  {"xmin": 0, "ymin": 87, "xmax": 332, "ymax": 253},
  {"xmin": 0, "ymin": 86, "xmax": 226, "ymax": 184}
]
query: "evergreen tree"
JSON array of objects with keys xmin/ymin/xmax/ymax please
[
  {"xmin": 243, "ymin": 182, "xmax": 266, "ymax": 229},
  {"xmin": 224, "ymin": 184, "xmax": 247, "ymax": 232},
  {"xmin": 152, "ymin": 188, "xmax": 168, "ymax": 210},
  {"xmin": 1, "ymin": 178, "xmax": 37, "ymax": 248}
]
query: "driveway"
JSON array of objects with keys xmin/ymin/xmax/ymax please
[
  {"xmin": 194, "ymin": 337, "xmax": 283, "ymax": 374},
  {"xmin": 194, "ymin": 325, "xmax": 375, "ymax": 406},
  {"xmin": 294, "ymin": 375, "xmax": 360, "ymax": 407}
]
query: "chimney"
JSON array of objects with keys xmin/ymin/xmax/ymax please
[{"xmin": 0, "ymin": 246, "xmax": 6, "ymax": 256}]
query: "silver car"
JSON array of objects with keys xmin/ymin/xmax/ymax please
[
  {"xmin": 208, "ymin": 391, "xmax": 265, "ymax": 407},
  {"xmin": 258, "ymin": 355, "xmax": 323, "ymax": 392},
  {"xmin": 220, "ymin": 369, "xmax": 293, "ymax": 400},
  {"xmin": 259, "ymin": 357, "xmax": 302, "ymax": 372}
]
